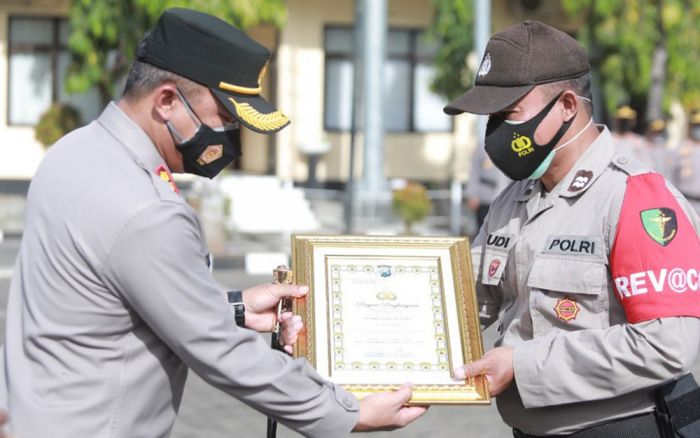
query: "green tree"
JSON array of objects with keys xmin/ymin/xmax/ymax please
[
  {"xmin": 65, "ymin": 0, "xmax": 287, "ymax": 106},
  {"xmin": 561, "ymin": 0, "xmax": 700, "ymax": 122},
  {"xmin": 428, "ymin": 0, "xmax": 475, "ymax": 100},
  {"xmin": 392, "ymin": 183, "xmax": 433, "ymax": 234}
]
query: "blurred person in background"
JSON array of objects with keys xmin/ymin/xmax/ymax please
[
  {"xmin": 611, "ymin": 105, "xmax": 653, "ymax": 167},
  {"xmin": 645, "ymin": 118, "xmax": 672, "ymax": 176},
  {"xmin": 466, "ymin": 144, "xmax": 511, "ymax": 233},
  {"xmin": 669, "ymin": 110, "xmax": 700, "ymax": 215}
]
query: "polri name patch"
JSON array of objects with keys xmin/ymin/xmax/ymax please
[{"xmin": 543, "ymin": 235, "xmax": 601, "ymax": 257}]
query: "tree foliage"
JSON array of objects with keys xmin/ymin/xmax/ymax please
[
  {"xmin": 392, "ymin": 182, "xmax": 432, "ymax": 234},
  {"xmin": 65, "ymin": 0, "xmax": 287, "ymax": 105},
  {"xmin": 428, "ymin": 0, "xmax": 475, "ymax": 101},
  {"xmin": 35, "ymin": 103, "xmax": 83, "ymax": 148},
  {"xmin": 429, "ymin": 0, "xmax": 700, "ymax": 122},
  {"xmin": 562, "ymin": 0, "xmax": 700, "ymax": 120}
]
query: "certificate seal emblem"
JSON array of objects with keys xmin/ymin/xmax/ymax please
[
  {"xmin": 554, "ymin": 296, "xmax": 580, "ymax": 322},
  {"xmin": 377, "ymin": 265, "xmax": 392, "ymax": 277}
]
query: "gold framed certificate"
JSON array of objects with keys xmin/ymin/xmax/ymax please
[{"xmin": 290, "ymin": 234, "xmax": 489, "ymax": 405}]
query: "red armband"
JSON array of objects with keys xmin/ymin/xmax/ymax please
[{"xmin": 610, "ymin": 173, "xmax": 700, "ymax": 323}]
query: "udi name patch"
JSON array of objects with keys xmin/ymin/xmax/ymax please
[{"xmin": 610, "ymin": 173, "xmax": 700, "ymax": 323}]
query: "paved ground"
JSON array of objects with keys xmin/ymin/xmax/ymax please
[{"xmin": 1, "ymin": 236, "xmax": 699, "ymax": 438}]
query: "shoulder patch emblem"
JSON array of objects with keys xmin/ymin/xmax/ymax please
[
  {"xmin": 155, "ymin": 164, "xmax": 179, "ymax": 193},
  {"xmin": 640, "ymin": 208, "xmax": 677, "ymax": 246},
  {"xmin": 568, "ymin": 170, "xmax": 593, "ymax": 192},
  {"xmin": 554, "ymin": 296, "xmax": 580, "ymax": 322}
]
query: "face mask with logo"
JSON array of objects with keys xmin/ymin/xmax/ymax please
[
  {"xmin": 166, "ymin": 88, "xmax": 242, "ymax": 179},
  {"xmin": 484, "ymin": 94, "xmax": 591, "ymax": 181}
]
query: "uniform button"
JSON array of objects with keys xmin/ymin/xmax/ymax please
[
  {"xmin": 343, "ymin": 396, "xmax": 354, "ymax": 408},
  {"xmin": 617, "ymin": 156, "xmax": 629, "ymax": 164}
]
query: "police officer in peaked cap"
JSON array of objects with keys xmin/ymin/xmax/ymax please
[
  {"xmin": 1, "ymin": 8, "xmax": 426, "ymax": 437},
  {"xmin": 445, "ymin": 20, "xmax": 700, "ymax": 437}
]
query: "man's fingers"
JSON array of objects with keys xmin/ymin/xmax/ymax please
[
  {"xmin": 390, "ymin": 383, "xmax": 414, "ymax": 406},
  {"xmin": 454, "ymin": 359, "xmax": 489, "ymax": 380},
  {"xmin": 396, "ymin": 405, "xmax": 429, "ymax": 427},
  {"xmin": 268, "ymin": 284, "xmax": 309, "ymax": 299}
]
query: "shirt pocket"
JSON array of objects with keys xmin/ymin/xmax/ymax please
[{"xmin": 527, "ymin": 256, "xmax": 608, "ymax": 337}]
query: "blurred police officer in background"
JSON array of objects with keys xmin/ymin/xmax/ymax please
[
  {"xmin": 0, "ymin": 8, "xmax": 426, "ymax": 438},
  {"xmin": 445, "ymin": 20, "xmax": 700, "ymax": 438},
  {"xmin": 611, "ymin": 104, "xmax": 653, "ymax": 168},
  {"xmin": 466, "ymin": 145, "xmax": 511, "ymax": 233},
  {"xmin": 669, "ymin": 110, "xmax": 700, "ymax": 216},
  {"xmin": 645, "ymin": 118, "xmax": 672, "ymax": 176}
]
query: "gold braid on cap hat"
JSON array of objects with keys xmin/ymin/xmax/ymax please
[{"xmin": 228, "ymin": 97, "xmax": 289, "ymax": 132}]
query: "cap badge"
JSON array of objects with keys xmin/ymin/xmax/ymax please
[
  {"xmin": 478, "ymin": 52, "xmax": 492, "ymax": 77},
  {"xmin": 196, "ymin": 144, "xmax": 223, "ymax": 165},
  {"xmin": 228, "ymin": 97, "xmax": 289, "ymax": 132},
  {"xmin": 511, "ymin": 133, "xmax": 534, "ymax": 157},
  {"xmin": 568, "ymin": 170, "xmax": 593, "ymax": 192},
  {"xmin": 554, "ymin": 296, "xmax": 580, "ymax": 322},
  {"xmin": 155, "ymin": 164, "xmax": 179, "ymax": 193}
]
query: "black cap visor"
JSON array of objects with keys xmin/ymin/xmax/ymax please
[
  {"xmin": 211, "ymin": 88, "xmax": 290, "ymax": 134},
  {"xmin": 444, "ymin": 83, "xmax": 535, "ymax": 115}
]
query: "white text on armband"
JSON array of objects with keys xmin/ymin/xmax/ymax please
[{"xmin": 614, "ymin": 268, "xmax": 700, "ymax": 299}]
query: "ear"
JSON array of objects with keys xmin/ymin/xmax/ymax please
[
  {"xmin": 152, "ymin": 83, "xmax": 179, "ymax": 122},
  {"xmin": 559, "ymin": 90, "xmax": 578, "ymax": 122}
]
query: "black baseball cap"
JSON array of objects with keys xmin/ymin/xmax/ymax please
[
  {"xmin": 444, "ymin": 21, "xmax": 590, "ymax": 116},
  {"xmin": 136, "ymin": 8, "xmax": 289, "ymax": 134}
]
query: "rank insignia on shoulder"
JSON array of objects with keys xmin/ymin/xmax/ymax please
[
  {"xmin": 155, "ymin": 164, "xmax": 179, "ymax": 193},
  {"xmin": 554, "ymin": 296, "xmax": 580, "ymax": 322},
  {"xmin": 568, "ymin": 170, "xmax": 593, "ymax": 192}
]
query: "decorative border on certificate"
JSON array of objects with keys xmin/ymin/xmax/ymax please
[{"xmin": 291, "ymin": 234, "xmax": 489, "ymax": 405}]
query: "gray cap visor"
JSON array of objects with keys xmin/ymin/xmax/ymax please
[{"xmin": 443, "ymin": 83, "xmax": 535, "ymax": 115}]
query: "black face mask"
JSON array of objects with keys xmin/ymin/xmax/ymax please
[
  {"xmin": 167, "ymin": 89, "xmax": 242, "ymax": 179},
  {"xmin": 484, "ymin": 93, "xmax": 574, "ymax": 181}
]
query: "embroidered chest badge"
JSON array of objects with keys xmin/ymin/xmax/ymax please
[
  {"xmin": 640, "ymin": 208, "xmax": 677, "ymax": 246},
  {"xmin": 488, "ymin": 259, "xmax": 501, "ymax": 278},
  {"xmin": 197, "ymin": 144, "xmax": 223, "ymax": 165},
  {"xmin": 554, "ymin": 296, "xmax": 580, "ymax": 322},
  {"xmin": 155, "ymin": 164, "xmax": 179, "ymax": 193}
]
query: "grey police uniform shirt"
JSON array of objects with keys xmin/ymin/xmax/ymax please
[
  {"xmin": 472, "ymin": 126, "xmax": 700, "ymax": 436},
  {"xmin": 467, "ymin": 145, "xmax": 510, "ymax": 204},
  {"xmin": 669, "ymin": 140, "xmax": 700, "ymax": 215},
  {"xmin": 1, "ymin": 103, "xmax": 359, "ymax": 438}
]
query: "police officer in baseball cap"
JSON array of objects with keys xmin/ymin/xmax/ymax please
[
  {"xmin": 2, "ymin": 8, "xmax": 426, "ymax": 437},
  {"xmin": 447, "ymin": 21, "xmax": 700, "ymax": 438}
]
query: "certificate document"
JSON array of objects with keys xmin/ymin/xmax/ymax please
[{"xmin": 292, "ymin": 235, "xmax": 489, "ymax": 405}]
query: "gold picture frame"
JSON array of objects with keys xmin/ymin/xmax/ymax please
[{"xmin": 290, "ymin": 234, "xmax": 489, "ymax": 405}]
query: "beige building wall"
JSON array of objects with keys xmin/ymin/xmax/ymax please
[
  {"xmin": 275, "ymin": 0, "xmax": 475, "ymax": 184},
  {"xmin": 0, "ymin": 0, "xmax": 71, "ymax": 180}
]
